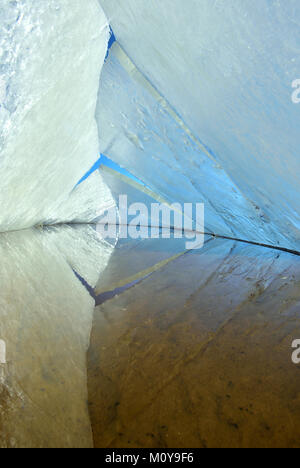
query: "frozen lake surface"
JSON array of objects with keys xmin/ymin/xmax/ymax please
[{"xmin": 0, "ymin": 227, "xmax": 300, "ymax": 448}]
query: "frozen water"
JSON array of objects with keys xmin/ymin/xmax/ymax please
[
  {"xmin": 0, "ymin": 1, "xmax": 299, "ymax": 448},
  {"xmin": 0, "ymin": 226, "xmax": 114, "ymax": 448},
  {"xmin": 51, "ymin": 171, "xmax": 115, "ymax": 226},
  {"xmin": 97, "ymin": 44, "xmax": 231, "ymax": 237},
  {"xmin": 1, "ymin": 0, "xmax": 298, "ymax": 247},
  {"xmin": 97, "ymin": 43, "xmax": 284, "ymax": 243},
  {"xmin": 98, "ymin": 0, "xmax": 300, "ymax": 250},
  {"xmin": 90, "ymin": 237, "xmax": 300, "ymax": 448},
  {"xmin": 0, "ymin": 0, "xmax": 111, "ymax": 232},
  {"xmin": 94, "ymin": 234, "xmax": 202, "ymax": 295},
  {"xmin": 44, "ymin": 224, "xmax": 115, "ymax": 288}
]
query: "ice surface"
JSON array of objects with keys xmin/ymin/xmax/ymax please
[
  {"xmin": 101, "ymin": 165, "xmax": 196, "ymax": 233},
  {"xmin": 90, "ymin": 238, "xmax": 300, "ymax": 448},
  {"xmin": 0, "ymin": 226, "xmax": 113, "ymax": 448},
  {"xmin": 94, "ymin": 234, "xmax": 203, "ymax": 295},
  {"xmin": 97, "ymin": 44, "xmax": 233, "ymax": 238},
  {"xmin": 98, "ymin": 0, "xmax": 300, "ymax": 249},
  {"xmin": 52, "ymin": 171, "xmax": 115, "ymax": 226},
  {"xmin": 0, "ymin": 0, "xmax": 110, "ymax": 232},
  {"xmin": 44, "ymin": 224, "xmax": 115, "ymax": 288}
]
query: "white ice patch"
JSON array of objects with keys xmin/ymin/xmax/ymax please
[{"xmin": 0, "ymin": 0, "xmax": 111, "ymax": 231}]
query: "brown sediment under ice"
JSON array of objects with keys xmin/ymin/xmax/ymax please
[
  {"xmin": 88, "ymin": 237, "xmax": 300, "ymax": 449},
  {"xmin": 1, "ymin": 228, "xmax": 300, "ymax": 448}
]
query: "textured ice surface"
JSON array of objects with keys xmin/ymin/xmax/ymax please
[
  {"xmin": 44, "ymin": 224, "xmax": 115, "ymax": 288},
  {"xmin": 52, "ymin": 171, "xmax": 115, "ymax": 226},
  {"xmin": 0, "ymin": 226, "xmax": 113, "ymax": 448},
  {"xmin": 100, "ymin": 165, "xmax": 196, "ymax": 233},
  {"xmin": 99, "ymin": 0, "xmax": 300, "ymax": 249},
  {"xmin": 94, "ymin": 234, "xmax": 202, "ymax": 295},
  {"xmin": 97, "ymin": 45, "xmax": 231, "ymax": 237},
  {"xmin": 90, "ymin": 238, "xmax": 300, "ymax": 448},
  {"xmin": 97, "ymin": 43, "xmax": 279, "ymax": 241},
  {"xmin": 0, "ymin": 0, "xmax": 110, "ymax": 231}
]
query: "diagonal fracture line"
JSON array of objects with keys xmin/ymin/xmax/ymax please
[
  {"xmin": 110, "ymin": 42, "xmax": 218, "ymax": 165},
  {"xmin": 95, "ymin": 237, "xmax": 213, "ymax": 296},
  {"xmin": 107, "ymin": 43, "xmax": 240, "ymax": 237},
  {"xmin": 97, "ymin": 169, "xmax": 300, "ymax": 256},
  {"xmin": 101, "ymin": 165, "xmax": 174, "ymax": 206},
  {"xmin": 107, "ymin": 42, "xmax": 299, "ymax": 253},
  {"xmin": 95, "ymin": 250, "xmax": 187, "ymax": 296},
  {"xmin": 101, "ymin": 165, "xmax": 202, "ymax": 231}
]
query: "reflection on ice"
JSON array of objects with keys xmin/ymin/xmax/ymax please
[
  {"xmin": 1, "ymin": 228, "xmax": 300, "ymax": 448},
  {"xmin": 0, "ymin": 226, "xmax": 113, "ymax": 448},
  {"xmin": 88, "ymin": 238, "xmax": 300, "ymax": 448}
]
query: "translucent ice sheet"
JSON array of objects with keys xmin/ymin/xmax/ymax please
[
  {"xmin": 0, "ymin": 0, "xmax": 110, "ymax": 231},
  {"xmin": 0, "ymin": 226, "xmax": 113, "ymax": 448},
  {"xmin": 98, "ymin": 0, "xmax": 300, "ymax": 250}
]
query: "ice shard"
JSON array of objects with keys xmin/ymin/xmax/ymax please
[
  {"xmin": 0, "ymin": 0, "xmax": 111, "ymax": 231},
  {"xmin": 98, "ymin": 0, "xmax": 300, "ymax": 250}
]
